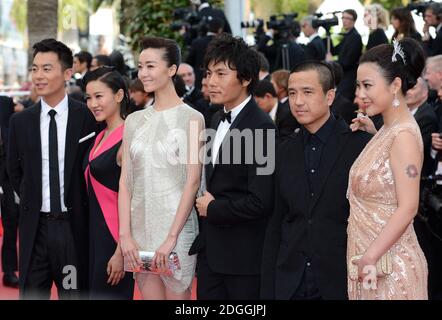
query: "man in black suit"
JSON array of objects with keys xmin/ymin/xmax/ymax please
[
  {"xmin": 328, "ymin": 9, "xmax": 362, "ymax": 102},
  {"xmin": 192, "ymin": 0, "xmax": 232, "ymax": 34},
  {"xmin": 186, "ymin": 17, "xmax": 224, "ymax": 89},
  {"xmin": 406, "ymin": 78, "xmax": 438, "ymax": 177},
  {"xmin": 190, "ymin": 34, "xmax": 276, "ymax": 300},
  {"xmin": 254, "ymin": 80, "xmax": 299, "ymax": 141},
  {"xmin": 261, "ymin": 61, "xmax": 371, "ymax": 300},
  {"xmin": 0, "ymin": 95, "xmax": 19, "ymax": 288},
  {"xmin": 7, "ymin": 39, "xmax": 96, "ymax": 299},
  {"xmin": 423, "ymin": 3, "xmax": 442, "ymax": 57},
  {"xmin": 301, "ymin": 15, "xmax": 326, "ymax": 61},
  {"xmin": 178, "ymin": 63, "xmax": 203, "ymax": 106}
]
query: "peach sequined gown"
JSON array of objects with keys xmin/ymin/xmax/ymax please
[{"xmin": 347, "ymin": 120, "xmax": 428, "ymax": 300}]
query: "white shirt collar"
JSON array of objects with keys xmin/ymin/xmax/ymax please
[
  {"xmin": 437, "ymin": 23, "xmax": 442, "ymax": 33},
  {"xmin": 280, "ymin": 96, "xmax": 288, "ymax": 104},
  {"xmin": 410, "ymin": 107, "xmax": 418, "ymax": 116},
  {"xmin": 198, "ymin": 3, "xmax": 210, "ymax": 11},
  {"xmin": 269, "ymin": 101, "xmax": 279, "ymax": 121},
  {"xmin": 223, "ymin": 95, "xmax": 251, "ymax": 123},
  {"xmin": 41, "ymin": 95, "xmax": 69, "ymax": 117},
  {"xmin": 309, "ymin": 33, "xmax": 319, "ymax": 42}
]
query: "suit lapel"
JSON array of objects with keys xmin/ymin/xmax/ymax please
[
  {"xmin": 64, "ymin": 98, "xmax": 83, "ymax": 201},
  {"xmin": 29, "ymin": 103, "xmax": 43, "ymax": 206},
  {"xmin": 205, "ymin": 110, "xmax": 221, "ymax": 186},
  {"xmin": 308, "ymin": 119, "xmax": 350, "ymax": 215},
  {"xmin": 207, "ymin": 100, "xmax": 254, "ymax": 185}
]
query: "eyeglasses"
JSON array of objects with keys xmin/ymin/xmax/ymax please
[{"xmin": 342, "ymin": 16, "xmax": 354, "ymax": 21}]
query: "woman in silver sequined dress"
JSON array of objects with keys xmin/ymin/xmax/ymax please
[{"xmin": 118, "ymin": 37, "xmax": 204, "ymax": 299}]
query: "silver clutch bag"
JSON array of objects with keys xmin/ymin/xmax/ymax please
[{"xmin": 124, "ymin": 251, "xmax": 181, "ymax": 275}]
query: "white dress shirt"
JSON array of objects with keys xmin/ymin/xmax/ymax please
[
  {"xmin": 280, "ymin": 96, "xmax": 288, "ymax": 104},
  {"xmin": 268, "ymin": 101, "xmax": 279, "ymax": 122},
  {"xmin": 40, "ymin": 95, "xmax": 69, "ymax": 212},
  {"xmin": 212, "ymin": 95, "xmax": 251, "ymax": 166}
]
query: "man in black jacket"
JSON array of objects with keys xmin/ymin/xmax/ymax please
[
  {"xmin": 301, "ymin": 15, "xmax": 326, "ymax": 61},
  {"xmin": 328, "ymin": 9, "xmax": 363, "ymax": 102},
  {"xmin": 254, "ymin": 79, "xmax": 300, "ymax": 142},
  {"xmin": 186, "ymin": 16, "xmax": 224, "ymax": 89},
  {"xmin": 192, "ymin": 0, "xmax": 232, "ymax": 34},
  {"xmin": 7, "ymin": 39, "xmax": 96, "ymax": 299},
  {"xmin": 0, "ymin": 95, "xmax": 19, "ymax": 288},
  {"xmin": 190, "ymin": 34, "xmax": 276, "ymax": 300},
  {"xmin": 261, "ymin": 61, "xmax": 371, "ymax": 300},
  {"xmin": 423, "ymin": 2, "xmax": 442, "ymax": 57}
]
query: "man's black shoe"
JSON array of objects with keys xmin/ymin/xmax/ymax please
[{"xmin": 3, "ymin": 272, "xmax": 19, "ymax": 288}]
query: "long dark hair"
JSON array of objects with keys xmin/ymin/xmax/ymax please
[{"xmin": 83, "ymin": 66, "xmax": 130, "ymax": 119}]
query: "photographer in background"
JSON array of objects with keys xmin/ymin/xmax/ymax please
[
  {"xmin": 191, "ymin": 0, "xmax": 231, "ymax": 34},
  {"xmin": 327, "ymin": 9, "xmax": 362, "ymax": 102},
  {"xmin": 186, "ymin": 16, "xmax": 224, "ymax": 89},
  {"xmin": 301, "ymin": 15, "xmax": 326, "ymax": 61},
  {"xmin": 423, "ymin": 2, "xmax": 442, "ymax": 57}
]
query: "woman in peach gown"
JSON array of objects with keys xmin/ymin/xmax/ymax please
[{"xmin": 347, "ymin": 38, "xmax": 428, "ymax": 300}]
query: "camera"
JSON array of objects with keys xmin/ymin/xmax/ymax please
[
  {"xmin": 171, "ymin": 7, "xmax": 202, "ymax": 32},
  {"xmin": 312, "ymin": 14, "xmax": 339, "ymax": 32},
  {"xmin": 267, "ymin": 13, "xmax": 298, "ymax": 31},
  {"xmin": 406, "ymin": 1, "xmax": 435, "ymax": 16}
]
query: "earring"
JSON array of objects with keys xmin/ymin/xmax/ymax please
[{"xmin": 392, "ymin": 92, "xmax": 400, "ymax": 108}]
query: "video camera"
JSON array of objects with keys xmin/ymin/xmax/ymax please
[
  {"xmin": 171, "ymin": 7, "xmax": 210, "ymax": 42},
  {"xmin": 312, "ymin": 12, "xmax": 340, "ymax": 33},
  {"xmin": 406, "ymin": 1, "xmax": 435, "ymax": 16}
]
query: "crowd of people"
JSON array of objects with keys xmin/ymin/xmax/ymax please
[{"xmin": 0, "ymin": 0, "xmax": 441, "ymax": 301}]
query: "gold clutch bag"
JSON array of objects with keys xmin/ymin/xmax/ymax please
[{"xmin": 348, "ymin": 252, "xmax": 393, "ymax": 281}]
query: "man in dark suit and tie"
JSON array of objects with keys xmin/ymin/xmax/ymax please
[
  {"xmin": 7, "ymin": 39, "xmax": 96, "ymax": 299},
  {"xmin": 190, "ymin": 33, "xmax": 276, "ymax": 300},
  {"xmin": 328, "ymin": 9, "xmax": 363, "ymax": 102},
  {"xmin": 261, "ymin": 61, "xmax": 371, "ymax": 300}
]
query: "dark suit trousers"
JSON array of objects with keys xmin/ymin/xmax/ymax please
[
  {"xmin": 21, "ymin": 214, "xmax": 79, "ymax": 300},
  {"xmin": 196, "ymin": 252, "xmax": 260, "ymax": 300},
  {"xmin": 0, "ymin": 180, "xmax": 18, "ymax": 273}
]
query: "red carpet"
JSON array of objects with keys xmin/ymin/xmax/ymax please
[{"xmin": 0, "ymin": 233, "xmax": 197, "ymax": 300}]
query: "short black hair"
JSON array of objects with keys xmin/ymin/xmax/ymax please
[
  {"xmin": 83, "ymin": 66, "xmax": 130, "ymax": 119},
  {"xmin": 326, "ymin": 61, "xmax": 343, "ymax": 87},
  {"xmin": 32, "ymin": 38, "xmax": 73, "ymax": 70},
  {"xmin": 359, "ymin": 37, "xmax": 425, "ymax": 94},
  {"xmin": 254, "ymin": 80, "xmax": 277, "ymax": 98},
  {"xmin": 291, "ymin": 60, "xmax": 335, "ymax": 93},
  {"xmin": 208, "ymin": 17, "xmax": 224, "ymax": 33},
  {"xmin": 204, "ymin": 33, "xmax": 260, "ymax": 94},
  {"xmin": 343, "ymin": 9, "xmax": 358, "ymax": 21},
  {"xmin": 140, "ymin": 36, "xmax": 181, "ymax": 70},
  {"xmin": 94, "ymin": 54, "xmax": 112, "ymax": 67},
  {"xmin": 74, "ymin": 51, "xmax": 93, "ymax": 69}
]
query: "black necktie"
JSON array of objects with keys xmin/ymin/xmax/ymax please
[
  {"xmin": 48, "ymin": 109, "xmax": 62, "ymax": 213},
  {"xmin": 220, "ymin": 111, "xmax": 232, "ymax": 123}
]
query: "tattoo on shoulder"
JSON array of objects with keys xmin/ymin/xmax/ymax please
[{"xmin": 405, "ymin": 165, "xmax": 419, "ymax": 178}]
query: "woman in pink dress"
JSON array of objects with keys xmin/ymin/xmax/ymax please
[{"xmin": 347, "ymin": 38, "xmax": 428, "ymax": 300}]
